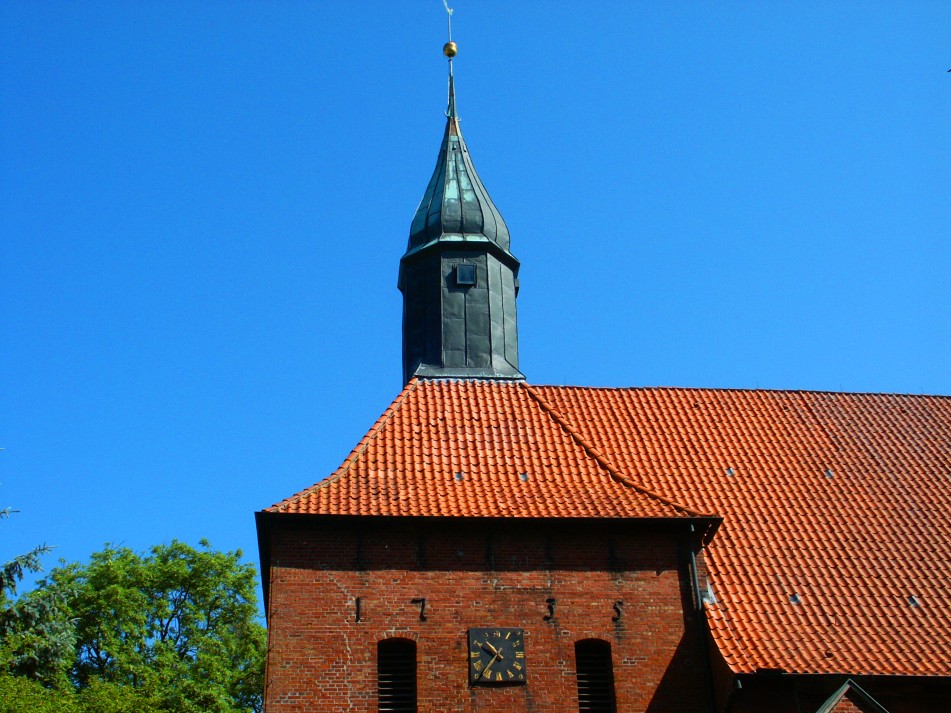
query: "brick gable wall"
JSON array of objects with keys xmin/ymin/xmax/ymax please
[
  {"xmin": 829, "ymin": 695, "xmax": 867, "ymax": 713},
  {"xmin": 262, "ymin": 518, "xmax": 713, "ymax": 712}
]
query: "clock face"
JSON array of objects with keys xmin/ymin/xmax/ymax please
[{"xmin": 468, "ymin": 628, "xmax": 526, "ymax": 685}]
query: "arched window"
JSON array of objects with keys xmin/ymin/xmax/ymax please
[
  {"xmin": 377, "ymin": 638, "xmax": 417, "ymax": 713},
  {"xmin": 575, "ymin": 639, "xmax": 616, "ymax": 713}
]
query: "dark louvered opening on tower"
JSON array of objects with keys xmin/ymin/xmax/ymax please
[
  {"xmin": 377, "ymin": 638, "xmax": 417, "ymax": 713},
  {"xmin": 575, "ymin": 639, "xmax": 617, "ymax": 713}
]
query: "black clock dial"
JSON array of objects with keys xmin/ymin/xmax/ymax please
[{"xmin": 468, "ymin": 627, "xmax": 526, "ymax": 685}]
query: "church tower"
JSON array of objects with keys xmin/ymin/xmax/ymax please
[{"xmin": 398, "ymin": 41, "xmax": 524, "ymax": 384}]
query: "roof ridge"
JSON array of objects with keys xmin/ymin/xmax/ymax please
[
  {"xmin": 521, "ymin": 383, "xmax": 714, "ymax": 519},
  {"xmin": 530, "ymin": 384, "xmax": 951, "ymax": 399},
  {"xmin": 270, "ymin": 379, "xmax": 421, "ymax": 512}
]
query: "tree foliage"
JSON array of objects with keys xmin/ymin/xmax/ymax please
[
  {"xmin": 0, "ymin": 507, "xmax": 51, "ymax": 600},
  {"xmin": 0, "ymin": 503, "xmax": 75, "ymax": 688},
  {"xmin": 0, "ymin": 539, "xmax": 265, "ymax": 713},
  {"xmin": 0, "ymin": 584, "xmax": 75, "ymax": 686},
  {"xmin": 0, "ymin": 672, "xmax": 164, "ymax": 713}
]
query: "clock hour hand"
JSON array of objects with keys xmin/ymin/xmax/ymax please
[{"xmin": 481, "ymin": 640, "xmax": 501, "ymax": 657}]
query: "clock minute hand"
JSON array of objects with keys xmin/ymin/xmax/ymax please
[{"xmin": 481, "ymin": 650, "xmax": 502, "ymax": 678}]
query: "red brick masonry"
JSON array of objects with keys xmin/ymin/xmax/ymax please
[{"xmin": 262, "ymin": 519, "xmax": 711, "ymax": 712}]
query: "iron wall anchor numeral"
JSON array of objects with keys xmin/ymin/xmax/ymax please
[
  {"xmin": 612, "ymin": 600, "xmax": 623, "ymax": 622},
  {"xmin": 543, "ymin": 597, "xmax": 556, "ymax": 621},
  {"xmin": 411, "ymin": 597, "xmax": 427, "ymax": 621},
  {"xmin": 355, "ymin": 596, "xmax": 363, "ymax": 622}
]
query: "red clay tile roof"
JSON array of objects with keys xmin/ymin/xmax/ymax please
[
  {"xmin": 267, "ymin": 379, "xmax": 951, "ymax": 678},
  {"xmin": 270, "ymin": 379, "xmax": 701, "ymax": 520},
  {"xmin": 532, "ymin": 385, "xmax": 951, "ymax": 678}
]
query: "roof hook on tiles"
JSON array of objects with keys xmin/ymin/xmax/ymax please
[
  {"xmin": 725, "ymin": 467, "xmax": 735, "ymax": 477},
  {"xmin": 518, "ymin": 472, "xmax": 528, "ymax": 482},
  {"xmin": 824, "ymin": 468, "xmax": 834, "ymax": 479},
  {"xmin": 454, "ymin": 471, "xmax": 465, "ymax": 481},
  {"xmin": 908, "ymin": 595, "xmax": 921, "ymax": 608},
  {"xmin": 789, "ymin": 593, "xmax": 801, "ymax": 605}
]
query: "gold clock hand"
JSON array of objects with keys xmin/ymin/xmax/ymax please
[
  {"xmin": 482, "ymin": 641, "xmax": 500, "ymax": 656},
  {"xmin": 481, "ymin": 651, "xmax": 502, "ymax": 678}
]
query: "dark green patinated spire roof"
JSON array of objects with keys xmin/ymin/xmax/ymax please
[
  {"xmin": 398, "ymin": 36, "xmax": 522, "ymax": 385},
  {"xmin": 406, "ymin": 73, "xmax": 512, "ymax": 255}
]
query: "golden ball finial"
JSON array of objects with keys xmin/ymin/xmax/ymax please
[{"xmin": 443, "ymin": 41, "xmax": 458, "ymax": 58}]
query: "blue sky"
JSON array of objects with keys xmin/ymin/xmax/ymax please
[{"xmin": 2, "ymin": 2, "xmax": 949, "ymax": 603}]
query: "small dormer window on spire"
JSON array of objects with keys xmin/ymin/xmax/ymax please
[{"xmin": 456, "ymin": 264, "xmax": 476, "ymax": 286}]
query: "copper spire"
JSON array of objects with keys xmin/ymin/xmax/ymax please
[{"xmin": 397, "ymin": 8, "xmax": 523, "ymax": 384}]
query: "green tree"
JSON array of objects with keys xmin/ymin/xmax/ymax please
[
  {"xmin": 46, "ymin": 539, "xmax": 265, "ymax": 713},
  {"xmin": 0, "ymin": 584, "xmax": 75, "ymax": 686},
  {"xmin": 0, "ymin": 670, "xmax": 165, "ymax": 713},
  {"xmin": 0, "ymin": 671, "xmax": 75, "ymax": 713},
  {"xmin": 0, "ymin": 505, "xmax": 75, "ymax": 687},
  {"xmin": 0, "ymin": 506, "xmax": 50, "ymax": 600}
]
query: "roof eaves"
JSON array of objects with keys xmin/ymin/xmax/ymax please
[
  {"xmin": 521, "ymin": 382, "xmax": 717, "ymax": 521},
  {"xmin": 704, "ymin": 601, "xmax": 758, "ymax": 675}
]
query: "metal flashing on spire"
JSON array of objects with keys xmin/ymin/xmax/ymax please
[{"xmin": 447, "ymin": 71, "xmax": 457, "ymax": 119}]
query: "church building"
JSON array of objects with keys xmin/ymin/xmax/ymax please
[{"xmin": 256, "ymin": 37, "xmax": 951, "ymax": 713}]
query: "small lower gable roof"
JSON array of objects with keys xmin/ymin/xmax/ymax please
[
  {"xmin": 265, "ymin": 379, "xmax": 951, "ymax": 679},
  {"xmin": 815, "ymin": 679, "xmax": 890, "ymax": 713}
]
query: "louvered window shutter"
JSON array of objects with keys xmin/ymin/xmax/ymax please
[
  {"xmin": 377, "ymin": 638, "xmax": 417, "ymax": 712},
  {"xmin": 575, "ymin": 639, "xmax": 616, "ymax": 713}
]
